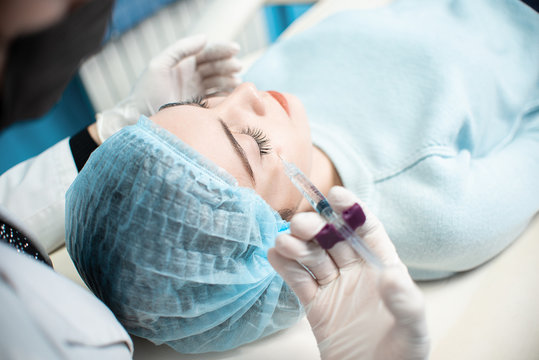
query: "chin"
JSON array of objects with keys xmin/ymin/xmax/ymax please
[{"xmin": 278, "ymin": 194, "xmax": 302, "ymax": 221}]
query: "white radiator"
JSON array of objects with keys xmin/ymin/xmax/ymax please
[{"xmin": 79, "ymin": 0, "xmax": 269, "ymax": 112}]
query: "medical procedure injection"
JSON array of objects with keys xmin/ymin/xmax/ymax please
[{"xmin": 280, "ymin": 156, "xmax": 384, "ymax": 269}]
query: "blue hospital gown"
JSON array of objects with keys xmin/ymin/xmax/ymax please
[{"xmin": 245, "ymin": 0, "xmax": 539, "ymax": 279}]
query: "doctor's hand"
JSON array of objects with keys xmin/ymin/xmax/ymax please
[
  {"xmin": 95, "ymin": 35, "xmax": 241, "ymax": 143},
  {"xmin": 268, "ymin": 186, "xmax": 430, "ymax": 360}
]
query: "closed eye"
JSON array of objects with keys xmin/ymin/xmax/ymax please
[{"xmin": 241, "ymin": 127, "xmax": 272, "ymax": 156}]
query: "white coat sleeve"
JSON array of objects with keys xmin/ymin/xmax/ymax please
[
  {"xmin": 0, "ymin": 138, "xmax": 77, "ymax": 253},
  {"xmin": 0, "ymin": 243, "xmax": 134, "ymax": 359}
]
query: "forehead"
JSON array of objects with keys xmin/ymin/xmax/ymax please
[
  {"xmin": 151, "ymin": 105, "xmax": 254, "ymax": 188},
  {"xmin": 155, "ymin": 105, "xmax": 218, "ymax": 143}
]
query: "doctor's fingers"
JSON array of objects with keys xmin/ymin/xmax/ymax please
[
  {"xmin": 290, "ymin": 210, "xmax": 360, "ymax": 269},
  {"xmin": 267, "ymin": 248, "xmax": 319, "ymax": 305},
  {"xmin": 196, "ymin": 41, "xmax": 240, "ymax": 64},
  {"xmin": 201, "ymin": 76, "xmax": 240, "ymax": 96},
  {"xmin": 150, "ymin": 35, "xmax": 207, "ymax": 69},
  {"xmin": 197, "ymin": 58, "xmax": 242, "ymax": 78},
  {"xmin": 279, "ymin": 213, "xmax": 342, "ymax": 283},
  {"xmin": 274, "ymin": 230, "xmax": 340, "ymax": 286},
  {"xmin": 326, "ymin": 186, "xmax": 400, "ymax": 266}
]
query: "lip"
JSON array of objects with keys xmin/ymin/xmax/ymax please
[{"xmin": 267, "ymin": 91, "xmax": 290, "ymax": 116}]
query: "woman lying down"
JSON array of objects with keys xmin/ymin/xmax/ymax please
[{"xmin": 65, "ymin": 0, "xmax": 539, "ymax": 354}]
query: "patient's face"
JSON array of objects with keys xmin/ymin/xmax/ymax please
[{"xmin": 151, "ymin": 83, "xmax": 313, "ymax": 217}]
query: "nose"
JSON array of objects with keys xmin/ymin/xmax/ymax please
[{"xmin": 221, "ymin": 82, "xmax": 266, "ymax": 116}]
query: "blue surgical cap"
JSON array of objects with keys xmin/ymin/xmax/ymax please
[{"xmin": 65, "ymin": 116, "xmax": 302, "ymax": 353}]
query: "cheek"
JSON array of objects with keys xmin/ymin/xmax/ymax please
[
  {"xmin": 259, "ymin": 129, "xmax": 311, "ymax": 213},
  {"xmin": 276, "ymin": 128, "xmax": 312, "ymax": 179},
  {"xmin": 257, "ymin": 155, "xmax": 303, "ymax": 216},
  {"xmin": 282, "ymin": 95, "xmax": 312, "ymax": 175}
]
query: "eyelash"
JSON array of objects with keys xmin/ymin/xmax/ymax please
[
  {"xmin": 191, "ymin": 96, "xmax": 209, "ymax": 108},
  {"xmin": 185, "ymin": 96, "xmax": 209, "ymax": 108},
  {"xmin": 159, "ymin": 96, "xmax": 209, "ymax": 111},
  {"xmin": 241, "ymin": 127, "xmax": 272, "ymax": 155}
]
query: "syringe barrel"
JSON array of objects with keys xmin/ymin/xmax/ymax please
[{"xmin": 280, "ymin": 157, "xmax": 383, "ymax": 268}]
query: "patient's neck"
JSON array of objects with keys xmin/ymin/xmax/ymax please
[{"xmin": 297, "ymin": 145, "xmax": 343, "ymax": 213}]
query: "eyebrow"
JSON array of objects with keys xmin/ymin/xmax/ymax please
[
  {"xmin": 218, "ymin": 119, "xmax": 256, "ymax": 186},
  {"xmin": 158, "ymin": 102, "xmax": 256, "ymax": 186}
]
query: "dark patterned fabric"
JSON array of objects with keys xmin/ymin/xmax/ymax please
[{"xmin": 0, "ymin": 222, "xmax": 51, "ymax": 267}]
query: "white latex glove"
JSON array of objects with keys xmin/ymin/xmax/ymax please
[
  {"xmin": 96, "ymin": 34, "xmax": 241, "ymax": 143},
  {"xmin": 268, "ymin": 186, "xmax": 430, "ymax": 360}
]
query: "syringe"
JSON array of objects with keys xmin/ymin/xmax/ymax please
[{"xmin": 280, "ymin": 157, "xmax": 383, "ymax": 269}]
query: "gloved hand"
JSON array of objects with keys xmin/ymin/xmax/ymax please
[
  {"xmin": 96, "ymin": 34, "xmax": 241, "ymax": 143},
  {"xmin": 268, "ymin": 186, "xmax": 430, "ymax": 360}
]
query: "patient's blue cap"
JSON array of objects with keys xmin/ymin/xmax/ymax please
[{"xmin": 65, "ymin": 116, "xmax": 302, "ymax": 353}]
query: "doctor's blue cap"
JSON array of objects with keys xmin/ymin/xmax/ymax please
[{"xmin": 65, "ymin": 116, "xmax": 302, "ymax": 353}]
